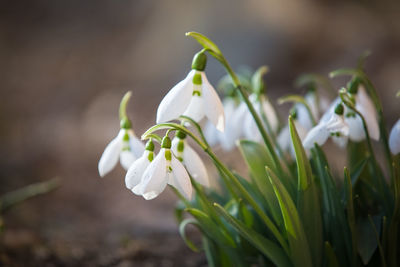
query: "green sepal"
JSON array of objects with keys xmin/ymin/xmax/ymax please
[
  {"xmin": 161, "ymin": 136, "xmax": 171, "ymax": 149},
  {"xmin": 192, "ymin": 52, "xmax": 207, "ymax": 71},
  {"xmin": 120, "ymin": 117, "xmax": 132, "ymax": 129}
]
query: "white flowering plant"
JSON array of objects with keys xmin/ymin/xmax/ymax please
[{"xmin": 99, "ymin": 32, "xmax": 400, "ymax": 267}]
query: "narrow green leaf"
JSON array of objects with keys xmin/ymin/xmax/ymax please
[
  {"xmin": 179, "ymin": 218, "xmax": 201, "ymax": 252},
  {"xmin": 266, "ymin": 168, "xmax": 312, "ymax": 267},
  {"xmin": 368, "ymin": 215, "xmax": 387, "ymax": 267},
  {"xmin": 310, "ymin": 145, "xmax": 353, "ymax": 266},
  {"xmin": 325, "ymin": 242, "xmax": 340, "ymax": 267},
  {"xmin": 186, "ymin": 208, "xmax": 236, "ymax": 248},
  {"xmin": 357, "ymin": 215, "xmax": 381, "ymax": 265},
  {"xmin": 344, "ymin": 168, "xmax": 358, "ymax": 266},
  {"xmin": 251, "ymin": 66, "xmax": 269, "ymax": 94},
  {"xmin": 289, "ymin": 117, "xmax": 323, "ymax": 267},
  {"xmin": 238, "ymin": 140, "xmax": 283, "ymax": 226},
  {"xmin": 214, "ymin": 203, "xmax": 292, "ymax": 267}
]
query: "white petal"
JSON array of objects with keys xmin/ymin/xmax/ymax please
[
  {"xmin": 244, "ymin": 111, "xmax": 262, "ymax": 142},
  {"xmin": 204, "ymin": 121, "xmax": 219, "ymax": 147},
  {"xmin": 332, "ymin": 135, "xmax": 348, "ymax": 148},
  {"xmin": 356, "ymin": 86, "xmax": 380, "ymax": 140},
  {"xmin": 183, "ymin": 143, "xmax": 209, "ymax": 187},
  {"xmin": 168, "ymin": 156, "xmax": 192, "ymax": 199},
  {"xmin": 277, "ymin": 125, "xmax": 290, "ymax": 151},
  {"xmin": 183, "ymin": 94, "xmax": 205, "ymax": 122},
  {"xmin": 125, "ymin": 151, "xmax": 151, "ymax": 191},
  {"xmin": 261, "ymin": 96, "xmax": 279, "ymax": 133},
  {"xmin": 98, "ymin": 131, "xmax": 123, "ymax": 177},
  {"xmin": 305, "ymin": 92, "xmax": 319, "ymax": 119},
  {"xmin": 128, "ymin": 130, "xmax": 145, "ymax": 158},
  {"xmin": 120, "ymin": 150, "xmax": 136, "ymax": 170},
  {"xmin": 136, "ymin": 149, "xmax": 168, "ymax": 200},
  {"xmin": 320, "ymin": 97, "xmax": 341, "ymax": 123},
  {"xmin": 296, "ymin": 103, "xmax": 314, "ymax": 131},
  {"xmin": 303, "ymin": 123, "xmax": 329, "ymax": 149},
  {"xmin": 325, "ymin": 114, "xmax": 349, "ymax": 136},
  {"xmin": 346, "ymin": 115, "xmax": 366, "ymax": 142},
  {"xmin": 156, "ymin": 70, "xmax": 195, "ymax": 123},
  {"xmin": 389, "ymin": 119, "xmax": 400, "ymax": 155},
  {"xmin": 201, "ymin": 72, "xmax": 225, "ymax": 132}
]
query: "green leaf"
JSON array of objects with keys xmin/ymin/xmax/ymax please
[
  {"xmin": 357, "ymin": 215, "xmax": 381, "ymax": 265},
  {"xmin": 179, "ymin": 218, "xmax": 201, "ymax": 252},
  {"xmin": 266, "ymin": 168, "xmax": 312, "ymax": 267},
  {"xmin": 310, "ymin": 145, "xmax": 353, "ymax": 266},
  {"xmin": 186, "ymin": 208, "xmax": 236, "ymax": 248},
  {"xmin": 214, "ymin": 203, "xmax": 292, "ymax": 267},
  {"xmin": 344, "ymin": 168, "xmax": 358, "ymax": 266},
  {"xmin": 289, "ymin": 117, "xmax": 323, "ymax": 267},
  {"xmin": 325, "ymin": 242, "xmax": 340, "ymax": 267},
  {"xmin": 238, "ymin": 140, "xmax": 283, "ymax": 227}
]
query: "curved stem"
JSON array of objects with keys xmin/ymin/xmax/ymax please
[{"xmin": 119, "ymin": 91, "xmax": 132, "ymax": 120}]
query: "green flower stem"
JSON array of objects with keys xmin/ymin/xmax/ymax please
[
  {"xmin": 143, "ymin": 122, "xmax": 289, "ymax": 254},
  {"xmin": 342, "ymin": 98, "xmax": 392, "ymax": 213},
  {"xmin": 179, "ymin": 115, "xmax": 209, "ymax": 146}
]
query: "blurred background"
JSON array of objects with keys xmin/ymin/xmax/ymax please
[{"xmin": 0, "ymin": 0, "xmax": 399, "ymax": 266}]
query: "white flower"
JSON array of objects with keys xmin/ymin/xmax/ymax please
[
  {"xmin": 296, "ymin": 91, "xmax": 330, "ymax": 131},
  {"xmin": 204, "ymin": 98, "xmax": 242, "ymax": 151},
  {"xmin": 303, "ymin": 104, "xmax": 349, "ymax": 149},
  {"xmin": 133, "ymin": 137, "xmax": 192, "ymax": 200},
  {"xmin": 125, "ymin": 140, "xmax": 155, "ymax": 192},
  {"xmin": 317, "ymin": 85, "xmax": 379, "ymax": 144},
  {"xmin": 389, "ymin": 119, "xmax": 400, "ymax": 155},
  {"xmin": 171, "ymin": 132, "xmax": 209, "ymax": 186},
  {"xmin": 234, "ymin": 94, "xmax": 279, "ymax": 142},
  {"xmin": 98, "ymin": 128, "xmax": 145, "ymax": 177},
  {"xmin": 156, "ymin": 69, "xmax": 225, "ymax": 131}
]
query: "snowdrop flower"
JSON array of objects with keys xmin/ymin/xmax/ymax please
[
  {"xmin": 171, "ymin": 131, "xmax": 209, "ymax": 186},
  {"xmin": 133, "ymin": 136, "xmax": 192, "ymax": 200},
  {"xmin": 303, "ymin": 103, "xmax": 349, "ymax": 149},
  {"xmin": 344, "ymin": 84, "xmax": 379, "ymax": 141},
  {"xmin": 156, "ymin": 52, "xmax": 225, "ymax": 131},
  {"xmin": 277, "ymin": 109, "xmax": 308, "ymax": 156},
  {"xmin": 204, "ymin": 98, "xmax": 242, "ymax": 151},
  {"xmin": 98, "ymin": 117, "xmax": 145, "ymax": 177},
  {"xmin": 234, "ymin": 94, "xmax": 279, "ymax": 142},
  {"xmin": 125, "ymin": 140, "xmax": 155, "ymax": 192},
  {"xmin": 389, "ymin": 119, "xmax": 400, "ymax": 155},
  {"xmin": 296, "ymin": 90, "xmax": 330, "ymax": 131}
]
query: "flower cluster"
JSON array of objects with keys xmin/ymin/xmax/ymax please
[{"xmin": 97, "ymin": 32, "xmax": 400, "ymax": 267}]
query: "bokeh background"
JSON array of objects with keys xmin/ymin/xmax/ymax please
[{"xmin": 1, "ymin": 0, "xmax": 399, "ymax": 266}]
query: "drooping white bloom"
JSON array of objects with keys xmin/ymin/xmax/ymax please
[
  {"xmin": 125, "ymin": 140, "xmax": 155, "ymax": 192},
  {"xmin": 98, "ymin": 128, "xmax": 145, "ymax": 177},
  {"xmin": 303, "ymin": 103, "xmax": 349, "ymax": 149},
  {"xmin": 156, "ymin": 54, "xmax": 225, "ymax": 131},
  {"xmin": 296, "ymin": 91, "xmax": 330, "ymax": 131},
  {"xmin": 348, "ymin": 85, "xmax": 380, "ymax": 141},
  {"xmin": 171, "ymin": 132, "xmax": 209, "ymax": 186},
  {"xmin": 204, "ymin": 98, "xmax": 242, "ymax": 151},
  {"xmin": 134, "ymin": 137, "xmax": 192, "ymax": 200},
  {"xmin": 234, "ymin": 94, "xmax": 279, "ymax": 143},
  {"xmin": 389, "ymin": 119, "xmax": 400, "ymax": 155}
]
